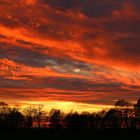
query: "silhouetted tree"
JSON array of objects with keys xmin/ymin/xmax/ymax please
[
  {"xmin": 114, "ymin": 99, "xmax": 135, "ymax": 128},
  {"xmin": 104, "ymin": 109, "xmax": 121, "ymax": 128},
  {"xmin": 65, "ymin": 112, "xmax": 78, "ymax": 129},
  {"xmin": 49, "ymin": 109, "xmax": 62, "ymax": 128},
  {"xmin": 87, "ymin": 112, "xmax": 97, "ymax": 129},
  {"xmin": 32, "ymin": 105, "xmax": 46, "ymax": 128},
  {"xmin": 64, "ymin": 111, "xmax": 91, "ymax": 129},
  {"xmin": 79, "ymin": 112, "xmax": 91, "ymax": 129},
  {"xmin": 5, "ymin": 107, "xmax": 24, "ymax": 128},
  {"xmin": 133, "ymin": 98, "xmax": 140, "ymax": 128},
  {"xmin": 135, "ymin": 98, "xmax": 140, "ymax": 109},
  {"xmin": 23, "ymin": 106, "xmax": 34, "ymax": 128},
  {"xmin": 0, "ymin": 102, "xmax": 10, "ymax": 128}
]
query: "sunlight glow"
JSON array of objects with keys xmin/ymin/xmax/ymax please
[{"xmin": 17, "ymin": 100, "xmax": 113, "ymax": 113}]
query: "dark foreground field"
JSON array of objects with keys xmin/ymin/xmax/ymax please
[{"xmin": 0, "ymin": 129, "xmax": 140, "ymax": 140}]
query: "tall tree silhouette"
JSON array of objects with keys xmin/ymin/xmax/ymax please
[
  {"xmin": 64, "ymin": 112, "xmax": 91, "ymax": 129},
  {"xmin": 5, "ymin": 107, "xmax": 24, "ymax": 128},
  {"xmin": 133, "ymin": 98, "xmax": 140, "ymax": 128},
  {"xmin": 104, "ymin": 109, "xmax": 121, "ymax": 128},
  {"xmin": 23, "ymin": 106, "xmax": 34, "ymax": 128},
  {"xmin": 0, "ymin": 102, "xmax": 10, "ymax": 128},
  {"xmin": 49, "ymin": 109, "xmax": 62, "ymax": 128},
  {"xmin": 135, "ymin": 98, "xmax": 140, "ymax": 109},
  {"xmin": 32, "ymin": 105, "xmax": 46, "ymax": 128}
]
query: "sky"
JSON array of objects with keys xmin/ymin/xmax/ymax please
[{"xmin": 0, "ymin": 0, "xmax": 140, "ymax": 112}]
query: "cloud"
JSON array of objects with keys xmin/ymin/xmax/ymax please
[
  {"xmin": 40, "ymin": 0, "xmax": 125, "ymax": 17},
  {"xmin": 0, "ymin": 0, "xmax": 139, "ymax": 70},
  {"xmin": 0, "ymin": 0, "xmax": 140, "ymax": 105},
  {"xmin": 0, "ymin": 58, "xmax": 22, "ymax": 78}
]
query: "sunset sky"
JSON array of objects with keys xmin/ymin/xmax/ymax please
[{"xmin": 0, "ymin": 0, "xmax": 140, "ymax": 112}]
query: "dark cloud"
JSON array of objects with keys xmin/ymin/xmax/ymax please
[
  {"xmin": 40, "ymin": 0, "xmax": 125, "ymax": 18},
  {"xmin": 105, "ymin": 18, "xmax": 140, "ymax": 33},
  {"xmin": 0, "ymin": 43, "xmax": 47, "ymax": 67},
  {"xmin": 0, "ymin": 78, "xmax": 28, "ymax": 88},
  {"xmin": 35, "ymin": 76, "xmax": 121, "ymax": 91}
]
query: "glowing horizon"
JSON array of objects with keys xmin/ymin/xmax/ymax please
[{"xmin": 6, "ymin": 100, "xmax": 113, "ymax": 113}]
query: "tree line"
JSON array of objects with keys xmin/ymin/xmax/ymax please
[{"xmin": 0, "ymin": 98, "xmax": 140, "ymax": 129}]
